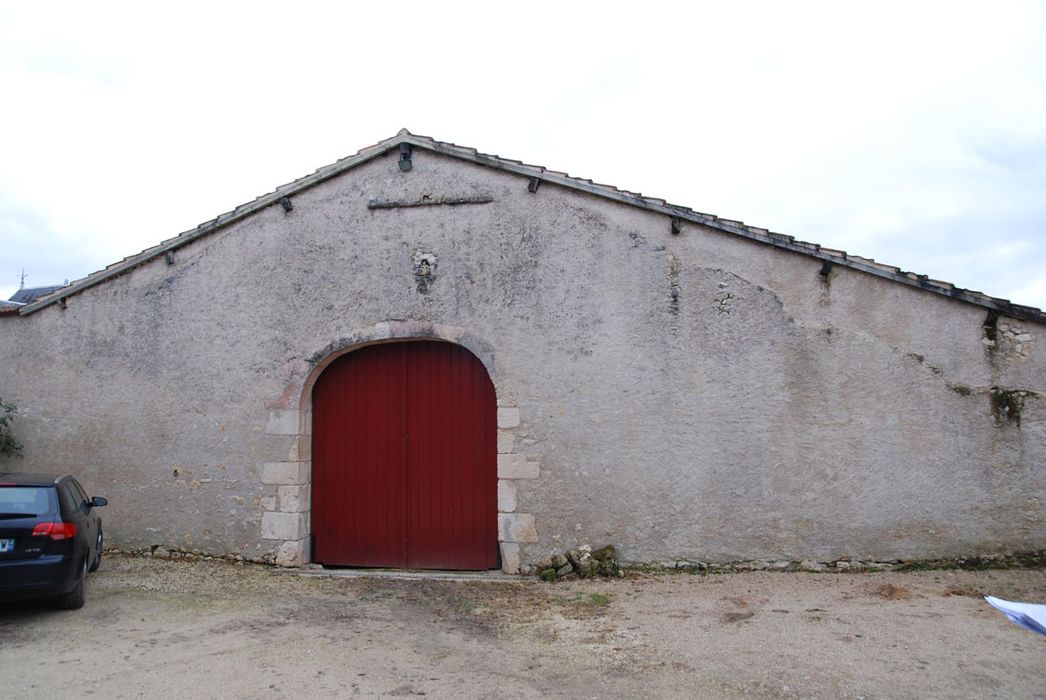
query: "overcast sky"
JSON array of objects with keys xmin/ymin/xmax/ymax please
[{"xmin": 2, "ymin": 2, "xmax": 1045, "ymax": 309}]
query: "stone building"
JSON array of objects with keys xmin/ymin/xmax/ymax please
[{"xmin": 1, "ymin": 130, "xmax": 1043, "ymax": 571}]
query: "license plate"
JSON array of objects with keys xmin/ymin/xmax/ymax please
[{"xmin": 0, "ymin": 538, "xmax": 13, "ymax": 553}]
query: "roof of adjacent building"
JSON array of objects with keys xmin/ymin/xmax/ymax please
[
  {"xmin": 0, "ymin": 299, "xmax": 24, "ymax": 314},
  {"xmin": 9, "ymin": 285, "xmax": 65, "ymax": 305},
  {"xmin": 15, "ymin": 129, "xmax": 1046, "ymax": 323}
]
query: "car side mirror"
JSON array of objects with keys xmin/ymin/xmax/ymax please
[{"xmin": 90, "ymin": 496, "xmax": 108, "ymax": 508}]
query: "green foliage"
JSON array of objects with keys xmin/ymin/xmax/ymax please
[
  {"xmin": 554, "ymin": 592, "xmax": 609, "ymax": 608},
  {"xmin": 585, "ymin": 592, "xmax": 609, "ymax": 607},
  {"xmin": 0, "ymin": 398, "xmax": 22, "ymax": 458},
  {"xmin": 990, "ymin": 388, "xmax": 1033, "ymax": 428}
]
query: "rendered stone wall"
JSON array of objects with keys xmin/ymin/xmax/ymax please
[{"xmin": 0, "ymin": 147, "xmax": 1042, "ymax": 569}]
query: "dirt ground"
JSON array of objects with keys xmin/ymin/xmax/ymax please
[{"xmin": 0, "ymin": 555, "xmax": 1043, "ymax": 699}]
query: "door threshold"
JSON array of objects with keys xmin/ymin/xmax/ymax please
[{"xmin": 281, "ymin": 566, "xmax": 521, "ymax": 582}]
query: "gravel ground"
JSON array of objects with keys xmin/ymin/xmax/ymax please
[{"xmin": 0, "ymin": 554, "xmax": 1043, "ymax": 698}]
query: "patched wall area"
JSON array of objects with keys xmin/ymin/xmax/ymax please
[{"xmin": 0, "ymin": 144, "xmax": 1043, "ymax": 568}]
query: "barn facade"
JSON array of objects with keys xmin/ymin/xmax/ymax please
[{"xmin": 1, "ymin": 130, "xmax": 1044, "ymax": 571}]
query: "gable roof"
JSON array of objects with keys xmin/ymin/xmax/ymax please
[{"xmin": 18, "ymin": 130, "xmax": 1046, "ymax": 324}]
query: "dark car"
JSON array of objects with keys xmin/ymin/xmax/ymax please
[{"xmin": 0, "ymin": 473, "xmax": 108, "ymax": 609}]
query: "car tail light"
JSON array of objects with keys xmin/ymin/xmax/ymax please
[{"xmin": 31, "ymin": 522, "xmax": 78, "ymax": 540}]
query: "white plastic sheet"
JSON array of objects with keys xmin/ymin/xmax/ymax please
[{"xmin": 984, "ymin": 596, "xmax": 1046, "ymax": 637}]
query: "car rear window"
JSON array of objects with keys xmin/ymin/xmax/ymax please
[{"xmin": 0, "ymin": 486, "xmax": 58, "ymax": 516}]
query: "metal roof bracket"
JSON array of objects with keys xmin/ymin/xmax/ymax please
[{"xmin": 819, "ymin": 260, "xmax": 833, "ymax": 284}]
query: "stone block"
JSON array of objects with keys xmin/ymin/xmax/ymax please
[
  {"xmin": 266, "ymin": 409, "xmax": 301, "ymax": 435},
  {"xmin": 498, "ymin": 513, "xmax": 537, "ymax": 543},
  {"xmin": 277, "ymin": 485, "xmax": 310, "ymax": 513},
  {"xmin": 261, "ymin": 511, "xmax": 307, "ymax": 540},
  {"xmin": 258, "ymin": 495, "xmax": 277, "ymax": 511},
  {"xmin": 287, "ymin": 436, "xmax": 312, "ymax": 462},
  {"xmin": 497, "ymin": 430, "xmax": 516, "ymax": 454},
  {"xmin": 497, "ymin": 407, "xmax": 521, "ymax": 429},
  {"xmin": 261, "ymin": 461, "xmax": 308, "ymax": 485},
  {"xmin": 498, "ymin": 454, "xmax": 539, "ymax": 479},
  {"xmin": 275, "ymin": 537, "xmax": 309, "ymax": 567},
  {"xmin": 498, "ymin": 480, "xmax": 517, "ymax": 513},
  {"xmin": 499, "ymin": 542, "xmax": 520, "ymax": 574}
]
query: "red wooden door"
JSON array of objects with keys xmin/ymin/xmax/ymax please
[{"xmin": 312, "ymin": 341, "xmax": 497, "ymax": 569}]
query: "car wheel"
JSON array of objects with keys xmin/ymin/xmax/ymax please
[
  {"xmin": 89, "ymin": 529, "xmax": 103, "ymax": 573},
  {"xmin": 55, "ymin": 558, "xmax": 87, "ymax": 610}
]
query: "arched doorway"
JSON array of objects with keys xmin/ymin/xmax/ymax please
[{"xmin": 311, "ymin": 340, "xmax": 498, "ymax": 569}]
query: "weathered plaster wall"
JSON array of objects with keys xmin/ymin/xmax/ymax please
[{"xmin": 0, "ymin": 147, "xmax": 1043, "ymax": 568}]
